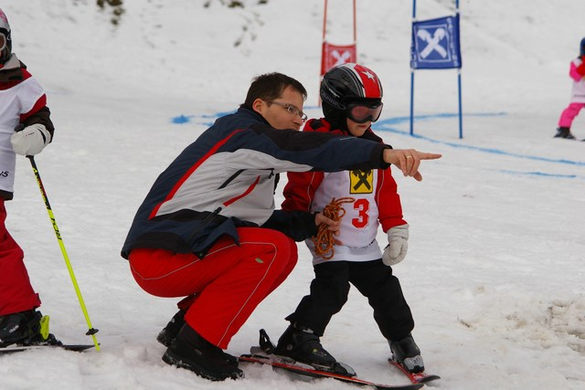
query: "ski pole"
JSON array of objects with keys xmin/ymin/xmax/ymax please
[{"xmin": 27, "ymin": 156, "xmax": 100, "ymax": 351}]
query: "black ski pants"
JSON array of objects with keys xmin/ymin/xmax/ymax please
[{"xmin": 286, "ymin": 259, "xmax": 415, "ymax": 341}]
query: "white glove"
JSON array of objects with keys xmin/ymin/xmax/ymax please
[
  {"xmin": 382, "ymin": 224, "xmax": 409, "ymax": 266},
  {"xmin": 10, "ymin": 124, "xmax": 51, "ymax": 156}
]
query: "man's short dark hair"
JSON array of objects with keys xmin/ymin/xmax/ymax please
[{"xmin": 243, "ymin": 73, "xmax": 307, "ymax": 108}]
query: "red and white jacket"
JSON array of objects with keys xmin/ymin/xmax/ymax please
[
  {"xmin": 282, "ymin": 118, "xmax": 406, "ymax": 265},
  {"xmin": 0, "ymin": 54, "xmax": 54, "ymax": 200}
]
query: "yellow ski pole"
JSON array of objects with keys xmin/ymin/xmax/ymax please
[{"xmin": 27, "ymin": 156, "xmax": 100, "ymax": 351}]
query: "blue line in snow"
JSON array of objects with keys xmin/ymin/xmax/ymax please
[
  {"xmin": 171, "ymin": 110, "xmax": 235, "ymax": 126},
  {"xmin": 497, "ymin": 170, "xmax": 578, "ymax": 178}
]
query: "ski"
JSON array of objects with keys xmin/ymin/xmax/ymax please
[
  {"xmin": 0, "ymin": 344, "xmax": 96, "ymax": 354},
  {"xmin": 239, "ymin": 329, "xmax": 423, "ymax": 390},
  {"xmin": 388, "ymin": 358, "xmax": 440, "ymax": 385},
  {"xmin": 240, "ymin": 352, "xmax": 423, "ymax": 390}
]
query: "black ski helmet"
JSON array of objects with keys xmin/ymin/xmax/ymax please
[
  {"xmin": 580, "ymin": 37, "xmax": 585, "ymax": 57},
  {"xmin": 0, "ymin": 8, "xmax": 11, "ymax": 65},
  {"xmin": 320, "ymin": 63, "xmax": 383, "ymax": 128}
]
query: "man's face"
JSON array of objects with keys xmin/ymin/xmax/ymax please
[{"xmin": 252, "ymin": 86, "xmax": 306, "ymax": 131}]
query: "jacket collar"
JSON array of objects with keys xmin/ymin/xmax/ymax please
[{"xmin": 238, "ymin": 105, "xmax": 271, "ymax": 126}]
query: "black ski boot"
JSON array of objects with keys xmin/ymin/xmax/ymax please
[
  {"xmin": 554, "ymin": 127, "xmax": 576, "ymax": 139},
  {"xmin": 158, "ymin": 312, "xmax": 237, "ymax": 366},
  {"xmin": 0, "ymin": 310, "xmax": 61, "ymax": 347},
  {"xmin": 389, "ymin": 333, "xmax": 424, "ymax": 373},
  {"xmin": 162, "ymin": 324, "xmax": 243, "ymax": 381},
  {"xmin": 157, "ymin": 310, "xmax": 185, "ymax": 347},
  {"xmin": 273, "ymin": 323, "xmax": 338, "ymax": 370}
]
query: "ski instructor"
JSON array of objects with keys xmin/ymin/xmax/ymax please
[{"xmin": 121, "ymin": 72, "xmax": 441, "ymax": 381}]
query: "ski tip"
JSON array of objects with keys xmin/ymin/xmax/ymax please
[
  {"xmin": 388, "ymin": 357, "xmax": 440, "ymax": 384},
  {"xmin": 61, "ymin": 344, "xmax": 97, "ymax": 352},
  {"xmin": 416, "ymin": 373, "xmax": 441, "ymax": 383}
]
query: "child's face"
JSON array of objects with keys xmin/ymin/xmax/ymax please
[{"xmin": 346, "ymin": 118, "xmax": 371, "ymax": 137}]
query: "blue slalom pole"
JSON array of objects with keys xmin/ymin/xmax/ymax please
[
  {"xmin": 410, "ymin": 0, "xmax": 417, "ymax": 136},
  {"xmin": 410, "ymin": 71, "xmax": 415, "ymax": 136},
  {"xmin": 456, "ymin": 0, "xmax": 463, "ymax": 139},
  {"xmin": 458, "ymin": 69, "xmax": 463, "ymax": 139}
]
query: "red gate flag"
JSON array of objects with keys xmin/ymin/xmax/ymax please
[{"xmin": 321, "ymin": 42, "xmax": 357, "ymax": 77}]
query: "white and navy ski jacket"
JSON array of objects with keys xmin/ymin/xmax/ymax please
[{"xmin": 121, "ymin": 107, "xmax": 391, "ymax": 260}]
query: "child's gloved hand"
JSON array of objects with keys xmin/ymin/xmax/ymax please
[
  {"xmin": 11, "ymin": 124, "xmax": 51, "ymax": 156},
  {"xmin": 382, "ymin": 224, "xmax": 409, "ymax": 266}
]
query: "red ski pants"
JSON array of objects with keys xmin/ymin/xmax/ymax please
[
  {"xmin": 128, "ymin": 227, "xmax": 297, "ymax": 349},
  {"xmin": 0, "ymin": 199, "xmax": 41, "ymax": 316}
]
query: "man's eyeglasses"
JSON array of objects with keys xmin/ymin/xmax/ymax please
[
  {"xmin": 268, "ymin": 100, "xmax": 307, "ymax": 122},
  {"xmin": 346, "ymin": 102, "xmax": 384, "ymax": 124}
]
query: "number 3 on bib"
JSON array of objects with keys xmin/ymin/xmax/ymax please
[{"xmin": 352, "ymin": 198, "xmax": 370, "ymax": 228}]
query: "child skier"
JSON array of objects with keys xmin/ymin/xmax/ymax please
[
  {"xmin": 554, "ymin": 37, "xmax": 585, "ymax": 139},
  {"xmin": 0, "ymin": 8, "xmax": 60, "ymax": 347},
  {"xmin": 274, "ymin": 63, "xmax": 425, "ymax": 374}
]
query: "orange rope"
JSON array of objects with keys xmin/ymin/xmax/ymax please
[{"xmin": 312, "ymin": 197, "xmax": 355, "ymax": 260}]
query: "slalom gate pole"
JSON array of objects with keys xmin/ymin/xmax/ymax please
[
  {"xmin": 456, "ymin": 0, "xmax": 463, "ymax": 139},
  {"xmin": 410, "ymin": 0, "xmax": 417, "ymax": 136},
  {"xmin": 27, "ymin": 156, "xmax": 100, "ymax": 351}
]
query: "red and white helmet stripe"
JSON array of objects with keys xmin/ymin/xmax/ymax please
[{"xmin": 340, "ymin": 63, "xmax": 383, "ymax": 99}]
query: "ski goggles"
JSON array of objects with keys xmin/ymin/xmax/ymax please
[
  {"xmin": 345, "ymin": 102, "xmax": 384, "ymax": 124},
  {"xmin": 0, "ymin": 34, "xmax": 6, "ymax": 51}
]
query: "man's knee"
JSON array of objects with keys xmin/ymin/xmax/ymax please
[{"xmin": 261, "ymin": 229, "xmax": 297, "ymax": 262}]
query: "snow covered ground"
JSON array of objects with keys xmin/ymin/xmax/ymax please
[{"xmin": 1, "ymin": 0, "xmax": 584, "ymax": 389}]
